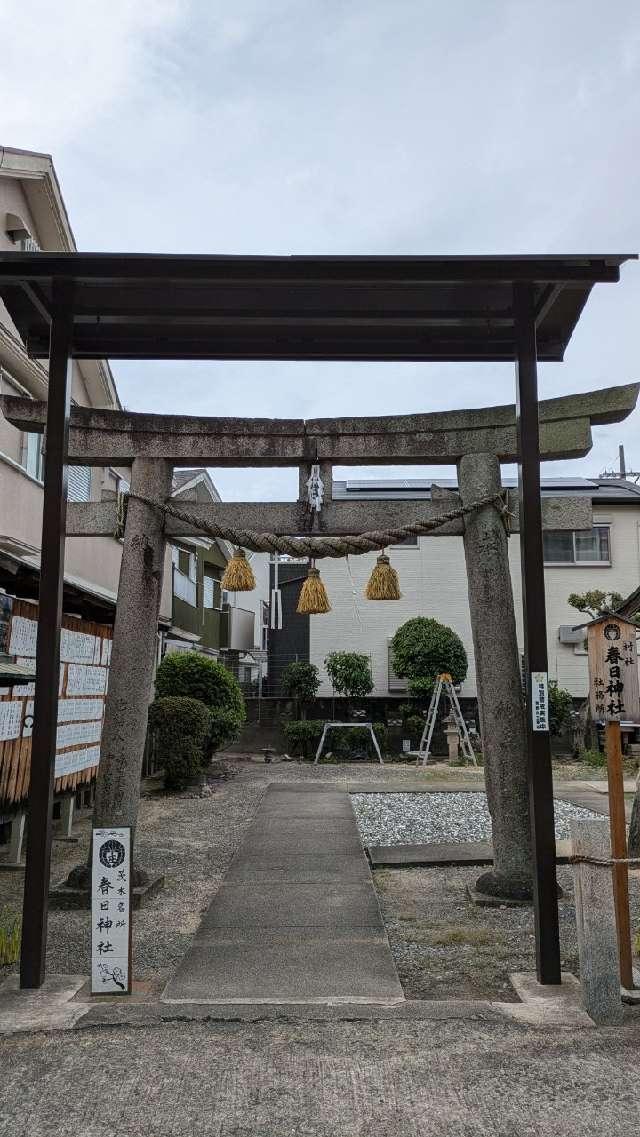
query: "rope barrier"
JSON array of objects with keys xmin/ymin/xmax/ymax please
[
  {"xmin": 121, "ymin": 489, "xmax": 508, "ymax": 557},
  {"xmin": 569, "ymin": 854, "xmax": 640, "ymax": 868}
]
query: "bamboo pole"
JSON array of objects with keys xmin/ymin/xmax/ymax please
[{"xmin": 605, "ymin": 719, "xmax": 634, "ymax": 990}]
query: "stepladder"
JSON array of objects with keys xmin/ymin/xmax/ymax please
[{"xmin": 417, "ymin": 673, "xmax": 477, "ymax": 766}]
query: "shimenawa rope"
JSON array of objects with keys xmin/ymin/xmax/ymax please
[{"xmin": 120, "ymin": 489, "xmax": 508, "ymax": 558}]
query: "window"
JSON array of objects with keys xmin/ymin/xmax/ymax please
[
  {"xmin": 67, "ymin": 466, "xmax": 92, "ymax": 502},
  {"xmin": 177, "ymin": 549, "xmax": 196, "ymax": 579},
  {"xmin": 261, "ymin": 601, "xmax": 269, "ymax": 651},
  {"xmin": 203, "ymin": 575, "xmax": 214, "ymax": 609},
  {"xmin": 22, "ymin": 432, "xmax": 44, "ymax": 481},
  {"xmin": 543, "ymin": 526, "xmax": 611, "ymax": 565}
]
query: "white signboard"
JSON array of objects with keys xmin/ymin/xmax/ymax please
[
  {"xmin": 55, "ymin": 745, "xmax": 101, "ymax": 777},
  {"xmin": 9, "ymin": 615, "xmax": 37, "ymax": 657},
  {"xmin": 531, "ymin": 671, "xmax": 549, "ymax": 732},
  {"xmin": 0, "ymin": 700, "xmax": 23, "ymax": 741},
  {"xmin": 66, "ymin": 664, "xmax": 108, "ymax": 696},
  {"xmin": 56, "ymin": 719, "xmax": 102, "ymax": 751},
  {"xmin": 57, "ymin": 698, "xmax": 105, "ymax": 724},
  {"xmin": 91, "ymin": 827, "xmax": 132, "ymax": 995},
  {"xmin": 60, "ymin": 627, "xmax": 98, "ymax": 664}
]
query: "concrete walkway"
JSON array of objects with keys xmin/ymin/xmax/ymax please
[{"xmin": 163, "ymin": 784, "xmax": 404, "ymax": 1004}]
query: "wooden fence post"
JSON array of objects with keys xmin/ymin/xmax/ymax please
[{"xmin": 605, "ymin": 719, "xmax": 634, "ymax": 990}]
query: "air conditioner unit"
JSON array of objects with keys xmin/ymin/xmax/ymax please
[{"xmin": 558, "ymin": 625, "xmax": 584, "ymax": 644}]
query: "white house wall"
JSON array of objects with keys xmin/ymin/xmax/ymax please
[{"xmin": 309, "ymin": 504, "xmax": 640, "ymax": 699}]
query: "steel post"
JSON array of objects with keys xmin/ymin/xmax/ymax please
[
  {"xmin": 20, "ymin": 280, "xmax": 74, "ymax": 988},
  {"xmin": 514, "ymin": 280, "xmax": 561, "ymax": 984}
]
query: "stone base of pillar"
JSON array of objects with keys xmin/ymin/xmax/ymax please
[{"xmin": 49, "ymin": 873, "xmax": 165, "ymax": 910}]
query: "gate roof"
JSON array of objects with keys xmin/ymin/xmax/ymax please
[{"xmin": 0, "ymin": 252, "xmax": 634, "ymax": 362}]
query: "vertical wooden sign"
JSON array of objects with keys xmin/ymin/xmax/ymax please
[
  {"xmin": 91, "ymin": 827, "xmax": 132, "ymax": 995},
  {"xmin": 588, "ymin": 616, "xmax": 639, "ymax": 722}
]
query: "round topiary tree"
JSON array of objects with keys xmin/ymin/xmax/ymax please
[
  {"xmin": 281, "ymin": 661, "xmax": 321, "ymax": 719},
  {"xmin": 391, "ymin": 617, "xmax": 467, "ymax": 696},
  {"xmin": 155, "ymin": 651, "xmax": 245, "ymax": 755}
]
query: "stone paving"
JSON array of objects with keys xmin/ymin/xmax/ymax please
[
  {"xmin": 2, "ymin": 1013, "xmax": 640, "ymax": 1135},
  {"xmin": 163, "ymin": 783, "xmax": 404, "ymax": 1004}
]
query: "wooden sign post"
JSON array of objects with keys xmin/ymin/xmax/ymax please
[{"xmin": 587, "ymin": 615, "xmax": 639, "ymax": 991}]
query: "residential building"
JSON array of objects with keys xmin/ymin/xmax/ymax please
[
  {"xmin": 268, "ymin": 476, "xmax": 640, "ymax": 700},
  {"xmin": 0, "ymin": 144, "xmax": 172, "ymax": 626},
  {"xmin": 164, "ymin": 468, "xmax": 270, "ymax": 690}
]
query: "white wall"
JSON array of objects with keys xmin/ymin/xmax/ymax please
[{"xmin": 309, "ymin": 505, "xmax": 640, "ymax": 698}]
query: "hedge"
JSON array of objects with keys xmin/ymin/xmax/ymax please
[{"xmin": 148, "ymin": 696, "xmax": 212, "ymax": 790}]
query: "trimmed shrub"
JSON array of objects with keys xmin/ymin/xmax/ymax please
[
  {"xmin": 281, "ymin": 661, "xmax": 321, "ymax": 717},
  {"xmin": 324, "ymin": 652, "xmax": 373, "ymax": 699},
  {"xmin": 403, "ymin": 714, "xmax": 425, "ymax": 743},
  {"xmin": 149, "ymin": 696, "xmax": 212, "ymax": 790},
  {"xmin": 391, "ymin": 618, "xmax": 467, "ymax": 695},
  {"xmin": 155, "ymin": 651, "xmax": 245, "ymax": 754},
  {"xmin": 283, "ymin": 719, "xmax": 324, "ymax": 759}
]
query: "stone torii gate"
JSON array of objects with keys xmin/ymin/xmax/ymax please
[
  {"xmin": 4, "ymin": 380, "xmax": 638, "ymax": 922},
  {"xmin": 0, "ymin": 251, "xmax": 635, "ymax": 992}
]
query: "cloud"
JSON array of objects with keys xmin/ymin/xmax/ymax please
[
  {"xmin": 0, "ymin": 0, "xmax": 185, "ymax": 147},
  {"xmin": 1, "ymin": 0, "xmax": 639, "ymax": 497}
]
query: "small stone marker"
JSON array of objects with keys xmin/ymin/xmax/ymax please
[
  {"xmin": 571, "ymin": 818, "xmax": 622, "ymax": 1025},
  {"xmin": 91, "ymin": 827, "xmax": 132, "ymax": 995}
]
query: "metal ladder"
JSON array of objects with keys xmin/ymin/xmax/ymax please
[{"xmin": 417, "ymin": 672, "xmax": 477, "ymax": 766}]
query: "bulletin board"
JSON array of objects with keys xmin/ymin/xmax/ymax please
[{"xmin": 0, "ymin": 596, "xmax": 113, "ymax": 809}]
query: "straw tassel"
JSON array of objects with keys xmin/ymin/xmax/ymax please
[
  {"xmin": 221, "ymin": 548, "xmax": 256, "ymax": 592},
  {"xmin": 297, "ymin": 561, "xmax": 331, "ymax": 614},
  {"xmin": 365, "ymin": 552, "xmax": 401, "ymax": 600}
]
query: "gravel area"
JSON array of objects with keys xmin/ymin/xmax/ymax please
[
  {"xmin": 0, "ymin": 766, "xmax": 268, "ymax": 982},
  {"xmin": 351, "ymin": 791, "xmax": 599, "ymax": 846}
]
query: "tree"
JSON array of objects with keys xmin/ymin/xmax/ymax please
[
  {"xmin": 281, "ymin": 661, "xmax": 321, "ymax": 719},
  {"xmin": 548, "ymin": 681, "xmax": 573, "ymax": 737},
  {"xmin": 155, "ymin": 651, "xmax": 245, "ymax": 754},
  {"xmin": 568, "ymin": 589, "xmax": 624, "ymax": 620},
  {"xmin": 391, "ymin": 617, "xmax": 467, "ymax": 695},
  {"xmin": 324, "ymin": 652, "xmax": 373, "ymax": 699}
]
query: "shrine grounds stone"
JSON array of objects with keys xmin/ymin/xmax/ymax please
[
  {"xmin": 571, "ymin": 818, "xmax": 623, "ymax": 1025},
  {"xmin": 163, "ymin": 784, "xmax": 404, "ymax": 1004},
  {"xmin": 3, "ymin": 1015, "xmax": 640, "ymax": 1136}
]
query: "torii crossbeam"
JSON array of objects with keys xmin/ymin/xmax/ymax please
[{"xmin": 0, "ymin": 251, "xmax": 636, "ymax": 991}]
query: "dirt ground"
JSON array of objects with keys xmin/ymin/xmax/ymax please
[{"xmin": 373, "ymin": 861, "xmax": 640, "ymax": 1001}]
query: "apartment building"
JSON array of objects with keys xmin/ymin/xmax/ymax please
[
  {"xmin": 0, "ymin": 144, "xmax": 174, "ymax": 624},
  {"xmin": 165, "ymin": 469, "xmax": 270, "ymax": 689}
]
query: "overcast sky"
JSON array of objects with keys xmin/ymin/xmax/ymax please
[{"xmin": 1, "ymin": 0, "xmax": 638, "ymax": 500}]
